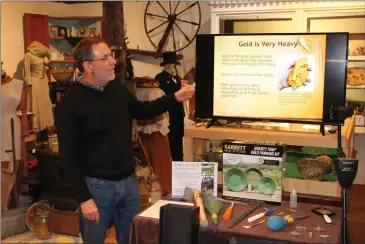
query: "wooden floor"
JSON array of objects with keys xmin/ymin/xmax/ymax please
[
  {"xmin": 2, "ymin": 227, "xmax": 116, "ymax": 243},
  {"xmin": 3, "ymin": 185, "xmax": 365, "ymax": 243},
  {"xmin": 2, "ymin": 232, "xmax": 82, "ymax": 243}
]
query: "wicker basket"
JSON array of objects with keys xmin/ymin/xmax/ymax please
[{"xmin": 51, "ymin": 70, "xmax": 74, "ymax": 82}]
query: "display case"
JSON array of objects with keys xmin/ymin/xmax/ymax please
[
  {"xmin": 346, "ymin": 37, "xmax": 365, "ymax": 128},
  {"xmin": 206, "ymin": 0, "xmax": 364, "ymax": 201},
  {"xmin": 307, "ymin": 15, "xmax": 365, "ymax": 128}
]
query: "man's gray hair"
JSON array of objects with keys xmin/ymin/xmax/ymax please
[{"xmin": 72, "ymin": 37, "xmax": 105, "ymax": 72}]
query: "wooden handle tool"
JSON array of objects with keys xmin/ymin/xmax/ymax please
[
  {"xmin": 194, "ymin": 192, "xmax": 208, "ymax": 227},
  {"xmin": 222, "ymin": 202, "xmax": 234, "ymax": 221}
]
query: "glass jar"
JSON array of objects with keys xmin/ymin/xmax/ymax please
[
  {"xmin": 138, "ymin": 177, "xmax": 151, "ymax": 210},
  {"xmin": 148, "ymin": 174, "xmax": 162, "ymax": 204},
  {"xmin": 33, "ymin": 201, "xmax": 52, "ymax": 240}
]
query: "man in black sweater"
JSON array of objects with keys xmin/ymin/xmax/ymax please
[{"xmin": 55, "ymin": 38, "xmax": 194, "ymax": 244}]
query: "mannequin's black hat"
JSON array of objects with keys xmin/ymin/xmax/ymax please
[{"xmin": 160, "ymin": 51, "xmax": 180, "ymax": 66}]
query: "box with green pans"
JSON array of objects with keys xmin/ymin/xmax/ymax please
[{"xmin": 222, "ymin": 141, "xmax": 284, "ymax": 203}]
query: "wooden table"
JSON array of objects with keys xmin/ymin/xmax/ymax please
[{"xmin": 130, "ymin": 201, "xmax": 342, "ymax": 244}]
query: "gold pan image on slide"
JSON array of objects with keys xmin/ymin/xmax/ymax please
[{"xmin": 279, "ymin": 58, "xmax": 312, "ymax": 91}]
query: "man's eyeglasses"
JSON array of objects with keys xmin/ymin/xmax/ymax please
[{"xmin": 88, "ymin": 53, "xmax": 115, "ymax": 62}]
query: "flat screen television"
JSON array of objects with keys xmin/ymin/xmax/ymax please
[{"xmin": 195, "ymin": 33, "xmax": 349, "ymax": 125}]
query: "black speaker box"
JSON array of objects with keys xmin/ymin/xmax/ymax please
[{"xmin": 159, "ymin": 204, "xmax": 200, "ymax": 244}]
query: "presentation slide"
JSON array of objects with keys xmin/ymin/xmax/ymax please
[{"xmin": 213, "ymin": 35, "xmax": 327, "ymax": 121}]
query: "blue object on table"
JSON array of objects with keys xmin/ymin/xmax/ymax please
[{"xmin": 267, "ymin": 216, "xmax": 287, "ymax": 232}]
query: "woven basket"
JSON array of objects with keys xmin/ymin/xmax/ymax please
[{"xmin": 51, "ymin": 70, "xmax": 74, "ymax": 82}]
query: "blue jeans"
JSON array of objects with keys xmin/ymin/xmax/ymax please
[{"xmin": 79, "ymin": 174, "xmax": 141, "ymax": 244}]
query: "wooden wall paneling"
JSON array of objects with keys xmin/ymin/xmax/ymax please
[{"xmin": 102, "ymin": 2, "xmax": 126, "ymax": 82}]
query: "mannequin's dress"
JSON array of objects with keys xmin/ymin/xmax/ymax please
[
  {"xmin": 1, "ymin": 75, "xmax": 29, "ymax": 210},
  {"xmin": 1, "ymin": 77, "xmax": 28, "ymax": 164},
  {"xmin": 136, "ymin": 87, "xmax": 172, "ymax": 195},
  {"xmin": 23, "ymin": 51, "xmax": 54, "ymax": 131}
]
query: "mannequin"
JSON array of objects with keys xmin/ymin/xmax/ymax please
[
  {"xmin": 23, "ymin": 41, "xmax": 54, "ymax": 132},
  {"xmin": 154, "ymin": 52, "xmax": 184, "ymax": 161},
  {"xmin": 135, "ymin": 76, "xmax": 172, "ymax": 195},
  {"xmin": 1, "ymin": 63, "xmax": 29, "ymax": 165}
]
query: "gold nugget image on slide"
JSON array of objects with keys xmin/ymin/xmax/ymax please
[{"xmin": 279, "ymin": 57, "xmax": 312, "ymax": 91}]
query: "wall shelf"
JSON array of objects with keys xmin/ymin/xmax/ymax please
[
  {"xmin": 347, "ymin": 85, "xmax": 365, "ymax": 89},
  {"xmin": 47, "ymin": 16, "xmax": 103, "ymax": 52},
  {"xmin": 49, "ymin": 36, "xmax": 65, "ymax": 40},
  {"xmin": 355, "ymin": 126, "xmax": 365, "ymax": 134},
  {"xmin": 349, "ymin": 56, "xmax": 365, "ymax": 61}
]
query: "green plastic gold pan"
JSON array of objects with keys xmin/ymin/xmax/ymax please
[
  {"xmin": 245, "ymin": 168, "xmax": 264, "ymax": 190},
  {"xmin": 258, "ymin": 176, "xmax": 277, "ymax": 195},
  {"xmin": 224, "ymin": 168, "xmax": 248, "ymax": 192}
]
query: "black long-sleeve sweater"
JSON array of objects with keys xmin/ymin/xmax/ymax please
[{"xmin": 55, "ymin": 80, "xmax": 178, "ymax": 204}]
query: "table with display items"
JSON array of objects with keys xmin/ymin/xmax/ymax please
[{"xmin": 130, "ymin": 200, "xmax": 341, "ymax": 244}]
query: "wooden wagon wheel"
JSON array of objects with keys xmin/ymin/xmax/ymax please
[{"xmin": 144, "ymin": 1, "xmax": 201, "ymax": 53}]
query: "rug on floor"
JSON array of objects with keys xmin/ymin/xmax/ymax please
[{"xmin": 2, "ymin": 231, "xmax": 83, "ymax": 243}]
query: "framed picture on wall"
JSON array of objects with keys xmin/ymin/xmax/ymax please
[
  {"xmin": 59, "ymin": 27, "xmax": 68, "ymax": 38},
  {"xmin": 67, "ymin": 28, "xmax": 73, "ymax": 37},
  {"xmin": 78, "ymin": 27, "xmax": 88, "ymax": 37},
  {"xmin": 89, "ymin": 28, "xmax": 96, "ymax": 37},
  {"xmin": 50, "ymin": 25, "xmax": 59, "ymax": 37}
]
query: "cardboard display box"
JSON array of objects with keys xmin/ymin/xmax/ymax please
[{"xmin": 222, "ymin": 141, "xmax": 285, "ymax": 203}]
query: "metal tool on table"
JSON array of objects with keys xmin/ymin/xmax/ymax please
[
  {"xmin": 204, "ymin": 198, "xmax": 223, "ymax": 226},
  {"xmin": 276, "ymin": 208, "xmax": 297, "ymax": 216},
  {"xmin": 243, "ymin": 218, "xmax": 268, "ymax": 229},
  {"xmin": 243, "ymin": 207, "xmax": 277, "ymax": 228},
  {"xmin": 248, "ymin": 207, "xmax": 276, "ymax": 222},
  {"xmin": 183, "ymin": 187, "xmax": 208, "ymax": 227},
  {"xmin": 202, "ymin": 195, "xmax": 248, "ymax": 206},
  {"xmin": 311, "ymin": 207, "xmax": 335, "ymax": 225},
  {"xmin": 267, "ymin": 215, "xmax": 310, "ymax": 231},
  {"xmin": 227, "ymin": 202, "xmax": 261, "ymax": 229},
  {"xmin": 242, "ymin": 208, "xmax": 296, "ymax": 229}
]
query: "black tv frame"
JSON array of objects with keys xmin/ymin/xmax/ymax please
[{"xmin": 195, "ymin": 32, "xmax": 349, "ymax": 126}]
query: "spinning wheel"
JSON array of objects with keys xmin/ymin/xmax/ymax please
[{"xmin": 144, "ymin": 1, "xmax": 201, "ymax": 53}]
